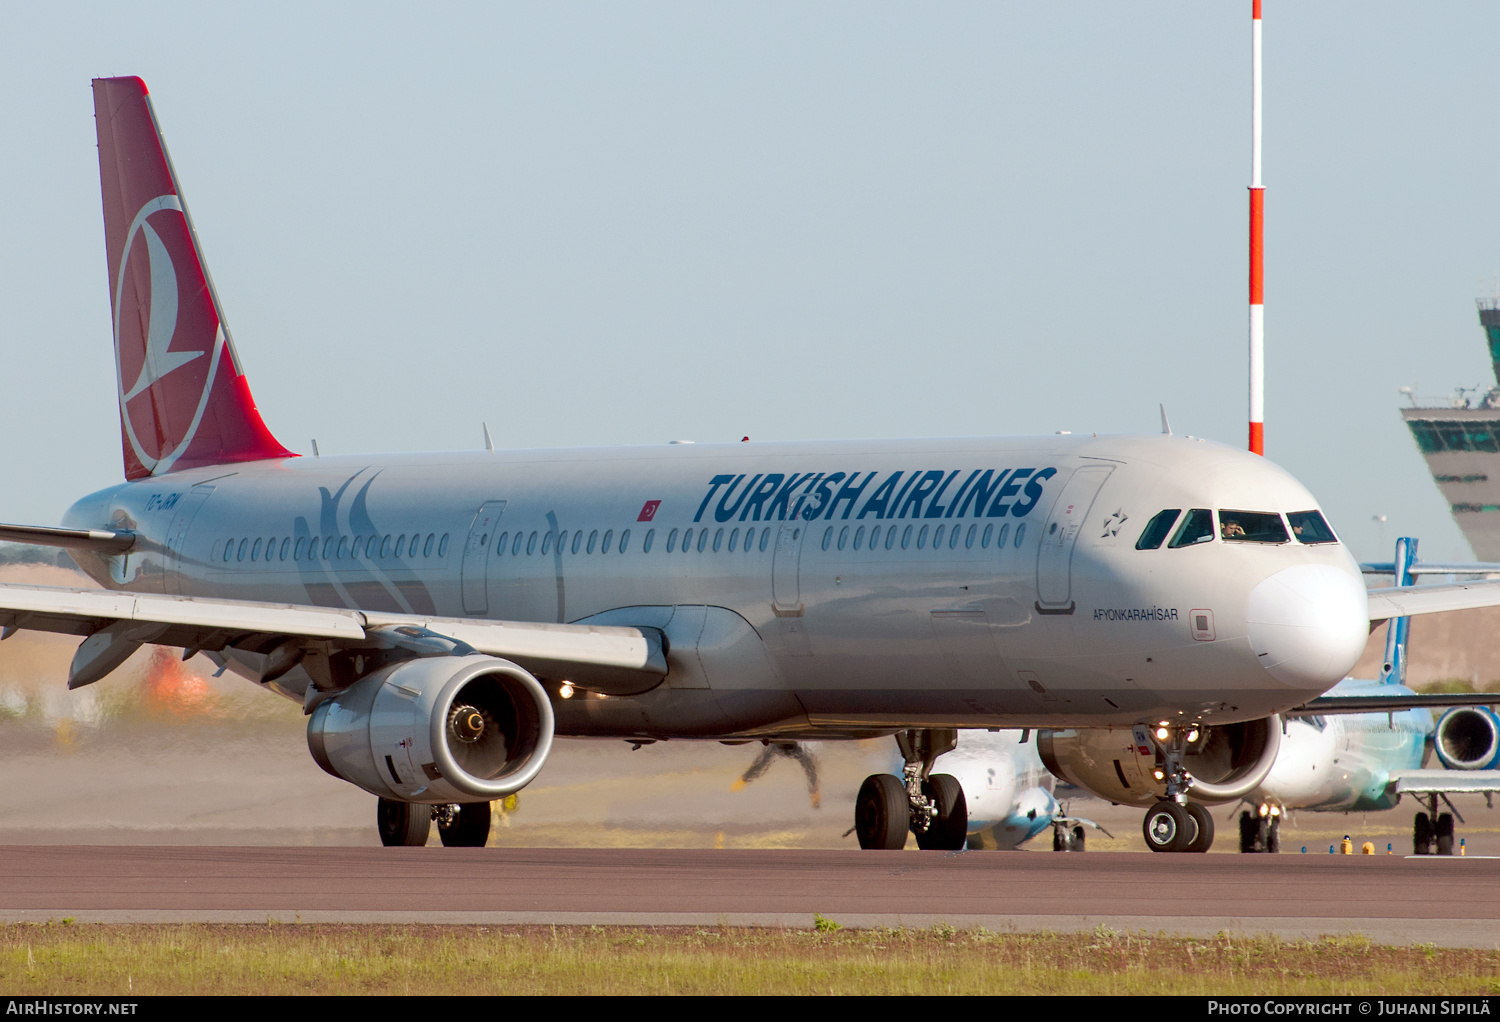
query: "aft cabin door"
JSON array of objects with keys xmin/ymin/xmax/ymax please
[
  {"xmin": 461, "ymin": 500, "xmax": 507, "ymax": 615},
  {"xmin": 1035, "ymin": 466, "xmax": 1113, "ymax": 613}
]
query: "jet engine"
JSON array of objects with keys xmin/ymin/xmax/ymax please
[
  {"xmin": 307, "ymin": 654, "xmax": 555, "ymax": 803},
  {"xmin": 1038, "ymin": 717, "xmax": 1281, "ymax": 808},
  {"xmin": 1433, "ymin": 706, "xmax": 1500, "ymax": 771}
]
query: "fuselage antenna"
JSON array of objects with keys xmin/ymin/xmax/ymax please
[{"xmin": 1160, "ymin": 404, "xmax": 1173, "ymax": 436}]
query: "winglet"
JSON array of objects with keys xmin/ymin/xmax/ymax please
[{"xmin": 1159, "ymin": 404, "xmax": 1172, "ymax": 435}]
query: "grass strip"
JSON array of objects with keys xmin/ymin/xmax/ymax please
[{"xmin": 3, "ymin": 922, "xmax": 1497, "ymax": 996}]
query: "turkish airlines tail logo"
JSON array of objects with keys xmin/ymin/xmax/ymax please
[{"xmin": 94, "ymin": 77, "xmax": 295, "ymax": 481}]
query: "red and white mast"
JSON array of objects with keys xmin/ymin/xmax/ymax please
[{"xmin": 1248, "ymin": 0, "xmax": 1265, "ymax": 455}]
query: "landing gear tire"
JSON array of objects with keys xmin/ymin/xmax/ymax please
[
  {"xmin": 438, "ymin": 802, "xmax": 493, "ymax": 848},
  {"xmin": 377, "ymin": 798, "xmax": 431, "ymax": 847},
  {"xmin": 1069, "ymin": 825, "xmax": 1086, "ymax": 852},
  {"xmin": 1413, "ymin": 812, "xmax": 1433, "ymax": 855},
  {"xmin": 914, "ymin": 774, "xmax": 968, "ymax": 851},
  {"xmin": 1143, "ymin": 800, "xmax": 1193, "ymax": 853},
  {"xmin": 1435, "ymin": 813, "xmax": 1455, "ymax": 856},
  {"xmin": 1183, "ymin": 802, "xmax": 1214, "ymax": 853},
  {"xmin": 1239, "ymin": 811, "xmax": 1258, "ymax": 853},
  {"xmin": 856, "ymin": 774, "xmax": 908, "ymax": 850},
  {"xmin": 1266, "ymin": 816, "xmax": 1280, "ymax": 853}
]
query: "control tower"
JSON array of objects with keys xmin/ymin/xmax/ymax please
[{"xmin": 1402, "ymin": 299, "xmax": 1500, "ymax": 559}]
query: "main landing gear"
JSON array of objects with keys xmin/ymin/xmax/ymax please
[
  {"xmin": 1239, "ymin": 803, "xmax": 1282, "ymax": 853},
  {"xmin": 1412, "ymin": 793, "xmax": 1461, "ymax": 855},
  {"xmin": 854, "ymin": 729, "xmax": 969, "ymax": 850},
  {"xmin": 377, "ymin": 798, "xmax": 493, "ymax": 847},
  {"xmin": 1140, "ymin": 724, "xmax": 1215, "ymax": 853}
]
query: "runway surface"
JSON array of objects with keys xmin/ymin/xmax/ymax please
[{"xmin": 4, "ymin": 845, "xmax": 1498, "ymax": 948}]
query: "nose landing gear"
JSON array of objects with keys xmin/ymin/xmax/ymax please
[
  {"xmin": 1413, "ymin": 793, "xmax": 1461, "ymax": 855},
  {"xmin": 1239, "ymin": 803, "xmax": 1282, "ymax": 853},
  {"xmin": 1141, "ymin": 724, "xmax": 1216, "ymax": 853},
  {"xmin": 853, "ymin": 729, "xmax": 969, "ymax": 850}
]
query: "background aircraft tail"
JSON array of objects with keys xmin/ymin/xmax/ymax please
[{"xmin": 93, "ymin": 76, "xmax": 294, "ymax": 481}]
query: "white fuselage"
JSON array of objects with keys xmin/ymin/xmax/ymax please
[{"xmin": 62, "ymin": 432, "xmax": 1370, "ymax": 739}]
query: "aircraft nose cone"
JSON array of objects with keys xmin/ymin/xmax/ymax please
[{"xmin": 1246, "ymin": 564, "xmax": 1367, "ymax": 689}]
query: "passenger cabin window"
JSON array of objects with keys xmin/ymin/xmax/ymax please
[
  {"xmin": 1219, "ymin": 510, "xmax": 1289, "ymax": 544},
  {"xmin": 1287, "ymin": 510, "xmax": 1338, "ymax": 545},
  {"xmin": 1168, "ymin": 509, "xmax": 1215, "ymax": 548},
  {"xmin": 1136, "ymin": 509, "xmax": 1181, "ymax": 550}
]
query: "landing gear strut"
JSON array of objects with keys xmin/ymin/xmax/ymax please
[
  {"xmin": 1413, "ymin": 793, "xmax": 1461, "ymax": 855},
  {"xmin": 853, "ymin": 729, "xmax": 968, "ymax": 850},
  {"xmin": 1141, "ymin": 723, "xmax": 1216, "ymax": 853}
]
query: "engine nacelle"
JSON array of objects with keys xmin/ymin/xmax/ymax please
[
  {"xmin": 1434, "ymin": 706, "xmax": 1500, "ymax": 770},
  {"xmin": 1038, "ymin": 717, "xmax": 1281, "ymax": 807},
  {"xmin": 307, "ymin": 654, "xmax": 555, "ymax": 804}
]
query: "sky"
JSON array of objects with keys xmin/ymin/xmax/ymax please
[{"xmin": 2, "ymin": 2, "xmax": 1498, "ymax": 563}]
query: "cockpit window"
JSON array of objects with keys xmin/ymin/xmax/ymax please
[
  {"xmin": 1135, "ymin": 509, "xmax": 1181, "ymax": 550},
  {"xmin": 1168, "ymin": 509, "xmax": 1215, "ymax": 548},
  {"xmin": 1287, "ymin": 510, "xmax": 1338, "ymax": 544},
  {"xmin": 1219, "ymin": 510, "xmax": 1289, "ymax": 544}
]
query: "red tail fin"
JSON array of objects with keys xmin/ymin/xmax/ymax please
[{"xmin": 93, "ymin": 76, "xmax": 295, "ymax": 481}]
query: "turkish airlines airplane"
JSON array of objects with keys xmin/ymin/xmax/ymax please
[{"xmin": 7, "ymin": 76, "xmax": 1500, "ymax": 852}]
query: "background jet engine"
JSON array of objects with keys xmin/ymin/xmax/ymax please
[
  {"xmin": 307, "ymin": 654, "xmax": 555, "ymax": 803},
  {"xmin": 1038, "ymin": 717, "xmax": 1281, "ymax": 808},
  {"xmin": 1433, "ymin": 706, "xmax": 1500, "ymax": 771}
]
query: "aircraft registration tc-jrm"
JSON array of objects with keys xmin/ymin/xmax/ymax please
[{"xmin": 4, "ymin": 76, "xmax": 1497, "ymax": 854}]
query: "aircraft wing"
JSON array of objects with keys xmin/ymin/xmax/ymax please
[
  {"xmin": 1368, "ymin": 579, "xmax": 1500, "ymax": 622},
  {"xmin": 1286, "ymin": 692, "xmax": 1500, "ymax": 716},
  {"xmin": 1389, "ymin": 769, "xmax": 1500, "ymax": 796},
  {"xmin": 0, "ymin": 581, "xmax": 667, "ymax": 693}
]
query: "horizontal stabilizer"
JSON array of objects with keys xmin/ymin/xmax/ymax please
[{"xmin": 0, "ymin": 522, "xmax": 134, "ymax": 554}]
